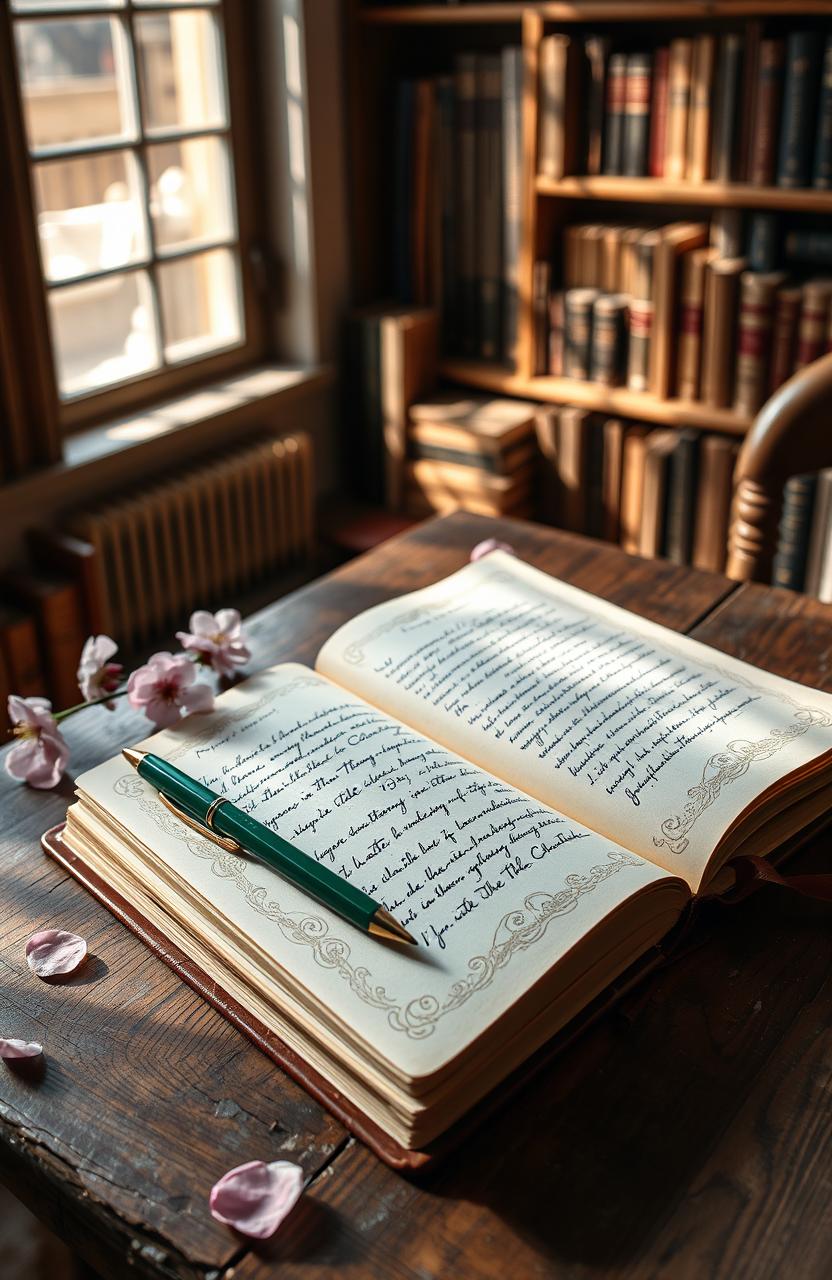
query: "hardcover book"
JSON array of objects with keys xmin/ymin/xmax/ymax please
[{"xmin": 56, "ymin": 554, "xmax": 832, "ymax": 1159}]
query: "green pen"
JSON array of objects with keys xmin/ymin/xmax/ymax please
[{"xmin": 122, "ymin": 748, "xmax": 416, "ymax": 945}]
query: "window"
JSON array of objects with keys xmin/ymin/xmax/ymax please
[{"xmin": 4, "ymin": 0, "xmax": 265, "ymax": 430}]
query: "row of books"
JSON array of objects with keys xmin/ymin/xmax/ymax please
[
  {"xmin": 540, "ymin": 27, "xmax": 832, "ymax": 188},
  {"xmin": 392, "ymin": 49, "xmax": 523, "ymax": 367},
  {"xmin": 773, "ymin": 473, "xmax": 832, "ymax": 601},
  {"xmin": 0, "ymin": 554, "xmax": 88, "ymax": 714},
  {"xmin": 534, "ymin": 216, "xmax": 832, "ymax": 413}
]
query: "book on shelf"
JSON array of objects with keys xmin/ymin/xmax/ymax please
[
  {"xmin": 0, "ymin": 604, "xmax": 46, "ymax": 700},
  {"xmin": 803, "ymin": 470, "xmax": 832, "ymax": 601},
  {"xmin": 648, "ymin": 46, "xmax": 670, "ymax": 179},
  {"xmin": 710, "ymin": 34, "xmax": 742, "ymax": 183},
  {"xmin": 777, "ymin": 32, "xmax": 822, "ymax": 190},
  {"xmin": 638, "ymin": 430, "xmax": 676, "ymax": 558},
  {"xmin": 539, "ymin": 35, "xmax": 579, "ymax": 182},
  {"xmin": 794, "ymin": 279, "xmax": 832, "ymax": 369},
  {"xmin": 749, "ymin": 38, "xmax": 784, "ymax": 186},
  {"xmin": 619, "ymin": 425, "xmax": 650, "ymax": 556},
  {"xmin": 602, "ymin": 52, "xmax": 628, "ymax": 177},
  {"xmin": 685, "ymin": 35, "xmax": 714, "ymax": 185},
  {"xmin": 649, "ymin": 222, "xmax": 707, "ymax": 400},
  {"xmin": 622, "ymin": 52, "xmax": 652, "ymax": 179},
  {"xmin": 701, "ymin": 256, "xmax": 746, "ymax": 410},
  {"xmin": 664, "ymin": 429, "xmax": 700, "ymax": 566},
  {"xmin": 747, "ymin": 213, "xmax": 778, "ymax": 275},
  {"xmin": 691, "ymin": 435, "xmax": 739, "ymax": 575},
  {"xmin": 813, "ymin": 35, "xmax": 832, "ymax": 190},
  {"xmin": 734, "ymin": 271, "xmax": 785, "ymax": 417},
  {"xmin": 54, "ymin": 552, "xmax": 832, "ymax": 1163},
  {"xmin": 665, "ymin": 38, "xmax": 693, "ymax": 180},
  {"xmin": 501, "ymin": 46, "xmax": 523, "ymax": 367},
  {"xmin": 772, "ymin": 474, "xmax": 818, "ymax": 592},
  {"xmin": 476, "ymin": 55, "xmax": 502, "ymax": 360},
  {"xmin": 584, "ymin": 35, "xmax": 610, "ymax": 178}
]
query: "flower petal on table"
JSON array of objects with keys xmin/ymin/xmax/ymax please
[
  {"xmin": 209, "ymin": 1160, "xmax": 305, "ymax": 1239},
  {"xmin": 470, "ymin": 538, "xmax": 516, "ymax": 562},
  {"xmin": 0, "ymin": 1038, "xmax": 43, "ymax": 1059},
  {"xmin": 26, "ymin": 929, "xmax": 88, "ymax": 978}
]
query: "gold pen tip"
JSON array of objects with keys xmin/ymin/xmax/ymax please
[
  {"xmin": 122, "ymin": 748, "xmax": 146, "ymax": 769},
  {"xmin": 369, "ymin": 906, "xmax": 418, "ymax": 946}
]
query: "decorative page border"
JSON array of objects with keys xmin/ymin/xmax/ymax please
[{"xmin": 113, "ymin": 772, "xmax": 638, "ymax": 1040}]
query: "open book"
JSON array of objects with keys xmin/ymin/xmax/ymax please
[{"xmin": 61, "ymin": 554, "xmax": 832, "ymax": 1156}]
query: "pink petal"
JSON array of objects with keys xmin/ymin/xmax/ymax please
[
  {"xmin": 188, "ymin": 610, "xmax": 218, "ymax": 638},
  {"xmin": 26, "ymin": 929, "xmax": 88, "ymax": 978},
  {"xmin": 143, "ymin": 696, "xmax": 183, "ymax": 729},
  {"xmin": 214, "ymin": 608, "xmax": 241, "ymax": 636},
  {"xmin": 0, "ymin": 1038, "xmax": 43, "ymax": 1060},
  {"xmin": 180, "ymin": 681, "xmax": 214, "ymax": 714},
  {"xmin": 470, "ymin": 538, "xmax": 516, "ymax": 563},
  {"xmin": 209, "ymin": 1161, "xmax": 304, "ymax": 1239}
]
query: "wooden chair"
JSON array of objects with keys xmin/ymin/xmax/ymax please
[{"xmin": 726, "ymin": 352, "xmax": 832, "ymax": 583}]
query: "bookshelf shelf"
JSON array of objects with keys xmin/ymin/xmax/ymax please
[
  {"xmin": 439, "ymin": 361, "xmax": 751, "ymax": 435},
  {"xmin": 536, "ymin": 175, "xmax": 832, "ymax": 213},
  {"xmin": 361, "ymin": 2, "xmax": 832, "ymax": 26}
]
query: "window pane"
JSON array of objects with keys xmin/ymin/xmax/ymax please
[
  {"xmin": 157, "ymin": 249, "xmax": 241, "ymax": 362},
  {"xmin": 48, "ymin": 270, "xmax": 160, "ymax": 396},
  {"xmin": 135, "ymin": 10, "xmax": 226, "ymax": 135},
  {"xmin": 34, "ymin": 151, "xmax": 149, "ymax": 282},
  {"xmin": 148, "ymin": 136, "xmax": 234, "ymax": 253},
  {"xmin": 15, "ymin": 16, "xmax": 136, "ymax": 152},
  {"xmin": 13, "ymin": 3, "xmax": 124, "ymax": 11}
]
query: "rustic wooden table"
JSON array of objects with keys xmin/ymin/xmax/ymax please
[{"xmin": 2, "ymin": 512, "xmax": 831, "ymax": 1280}]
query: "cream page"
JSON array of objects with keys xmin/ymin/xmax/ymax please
[
  {"xmin": 316, "ymin": 553, "xmax": 832, "ymax": 890},
  {"xmin": 76, "ymin": 664, "xmax": 677, "ymax": 1082}
]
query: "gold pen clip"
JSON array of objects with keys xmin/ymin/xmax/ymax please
[{"xmin": 158, "ymin": 792, "xmax": 242, "ymax": 852}]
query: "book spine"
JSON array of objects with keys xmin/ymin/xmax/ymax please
[
  {"xmin": 548, "ymin": 289, "xmax": 565, "ymax": 375},
  {"xmin": 701, "ymin": 260, "xmax": 743, "ymax": 409},
  {"xmin": 692, "ymin": 437, "xmax": 738, "ymax": 573},
  {"xmin": 533, "ymin": 260, "xmax": 551, "ymax": 376},
  {"xmin": 649, "ymin": 47, "xmax": 670, "ymax": 178},
  {"xmin": 477, "ymin": 57, "xmax": 502, "ymax": 360},
  {"xmin": 676, "ymin": 250, "xmax": 708, "ymax": 401},
  {"xmin": 710, "ymin": 34, "xmax": 742, "ymax": 182},
  {"xmin": 785, "ymin": 230, "xmax": 832, "ymax": 266},
  {"xmin": 812, "ymin": 35, "xmax": 832, "ymax": 189},
  {"xmin": 619, "ymin": 425, "xmax": 649, "ymax": 555},
  {"xmin": 393, "ymin": 81, "xmax": 415, "ymax": 304},
  {"xmin": 563, "ymin": 288, "xmax": 598, "ymax": 381},
  {"xmin": 622, "ymin": 53, "xmax": 652, "ymax": 178},
  {"xmin": 590, "ymin": 295, "xmax": 627, "ymax": 386},
  {"xmin": 710, "ymin": 209, "xmax": 743, "ymax": 260},
  {"xmin": 801, "ymin": 470, "xmax": 832, "ymax": 597},
  {"xmin": 777, "ymin": 31, "xmax": 822, "ymax": 189},
  {"xmin": 665, "ymin": 39, "xmax": 693, "ymax": 180},
  {"xmin": 737, "ymin": 22, "xmax": 762, "ymax": 181},
  {"xmin": 626, "ymin": 234, "xmax": 656, "ymax": 392},
  {"xmin": 747, "ymin": 212, "xmax": 779, "ymax": 273},
  {"xmin": 602, "ymin": 418, "xmax": 624, "ymax": 543},
  {"xmin": 436, "ymin": 77, "xmax": 458, "ymax": 355},
  {"xmin": 602, "ymin": 53, "xmax": 627, "ymax": 176},
  {"xmin": 584, "ymin": 37, "xmax": 610, "ymax": 176},
  {"xmin": 501, "ymin": 48, "xmax": 522, "ymax": 368},
  {"xmin": 686, "ymin": 36, "xmax": 715, "ymax": 184},
  {"xmin": 557, "ymin": 408, "xmax": 590, "ymax": 532},
  {"xmin": 665, "ymin": 430, "xmax": 699, "ymax": 565},
  {"xmin": 734, "ymin": 272, "xmax": 780, "ymax": 416},
  {"xmin": 769, "ymin": 285, "xmax": 802, "ymax": 393},
  {"xmin": 794, "ymin": 280, "xmax": 832, "ymax": 369},
  {"xmin": 772, "ymin": 474, "xmax": 817, "ymax": 591},
  {"xmin": 749, "ymin": 38, "xmax": 785, "ymax": 186},
  {"xmin": 455, "ymin": 56, "xmax": 477, "ymax": 358},
  {"xmin": 538, "ymin": 36, "xmax": 569, "ymax": 180}
]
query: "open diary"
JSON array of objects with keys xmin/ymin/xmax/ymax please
[{"xmin": 54, "ymin": 553, "xmax": 832, "ymax": 1162}]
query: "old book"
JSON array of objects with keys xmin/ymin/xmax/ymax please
[
  {"xmin": 407, "ymin": 457, "xmax": 533, "ymax": 499},
  {"xmin": 455, "ymin": 54, "xmax": 477, "ymax": 357},
  {"xmin": 404, "ymin": 480, "xmax": 532, "ymax": 521},
  {"xmin": 59, "ymin": 553, "xmax": 832, "ymax": 1159},
  {"xmin": 590, "ymin": 294, "xmax": 627, "ymax": 386},
  {"xmin": 1, "ymin": 570, "xmax": 86, "ymax": 711},
  {"xmin": 676, "ymin": 247, "xmax": 713, "ymax": 402},
  {"xmin": 563, "ymin": 225, "xmax": 583, "ymax": 288},
  {"xmin": 639, "ymin": 430, "xmax": 677, "ymax": 558},
  {"xmin": 701, "ymin": 257, "xmax": 745, "ymax": 409},
  {"xmin": 692, "ymin": 435, "xmax": 738, "ymax": 574},
  {"xmin": 734, "ymin": 272, "xmax": 784, "ymax": 417},
  {"xmin": 685, "ymin": 36, "xmax": 715, "ymax": 184},
  {"xmin": 476, "ymin": 56, "xmax": 502, "ymax": 359},
  {"xmin": 747, "ymin": 212, "xmax": 779, "ymax": 274},
  {"xmin": 710, "ymin": 209, "xmax": 743, "ymax": 260},
  {"xmin": 602, "ymin": 418, "xmax": 625, "ymax": 543},
  {"xmin": 619, "ymin": 225, "xmax": 648, "ymax": 296},
  {"xmin": 619, "ymin": 425, "xmax": 650, "ymax": 555},
  {"xmin": 777, "ymin": 31, "xmax": 822, "ymax": 189},
  {"xmin": 665, "ymin": 39, "xmax": 693, "ymax": 180},
  {"xmin": 710, "ymin": 34, "xmax": 742, "ymax": 182},
  {"xmin": 533, "ymin": 408, "xmax": 561, "ymax": 524},
  {"xmin": 379, "ymin": 308, "xmax": 439, "ymax": 510},
  {"xmin": 585, "ymin": 416, "xmax": 606, "ymax": 541},
  {"xmin": 785, "ymin": 230, "xmax": 832, "ymax": 266},
  {"xmin": 664, "ymin": 430, "xmax": 700, "ymax": 565},
  {"xmin": 0, "ymin": 605, "xmax": 47, "ymax": 698},
  {"xmin": 769, "ymin": 285, "xmax": 802, "ymax": 393},
  {"xmin": 648, "ymin": 46, "xmax": 670, "ymax": 178},
  {"xmin": 804, "ymin": 470, "xmax": 832, "ymax": 597},
  {"xmin": 584, "ymin": 36, "xmax": 610, "ymax": 175},
  {"xmin": 794, "ymin": 279, "xmax": 832, "ymax": 370},
  {"xmin": 601, "ymin": 225, "xmax": 624, "ymax": 294},
  {"xmin": 548, "ymin": 290, "xmax": 565, "ymax": 375},
  {"xmin": 772, "ymin": 475, "xmax": 817, "ymax": 592},
  {"xmin": 539, "ymin": 35, "xmax": 579, "ymax": 180},
  {"xmin": 411, "ymin": 440, "xmax": 536, "ymax": 477},
  {"xmin": 622, "ymin": 53, "xmax": 652, "ymax": 177},
  {"xmin": 409, "ymin": 394, "xmax": 536, "ymax": 457},
  {"xmin": 533, "ymin": 260, "xmax": 552, "ymax": 375},
  {"xmin": 436, "ymin": 76, "xmax": 457, "ymax": 352},
  {"xmin": 737, "ymin": 21, "xmax": 762, "ymax": 182},
  {"xmin": 563, "ymin": 287, "xmax": 599, "ymax": 381},
  {"xmin": 557, "ymin": 406, "xmax": 592, "ymax": 533},
  {"xmin": 749, "ymin": 38, "xmax": 785, "ymax": 186},
  {"xmin": 813, "ymin": 35, "xmax": 832, "ymax": 190},
  {"xmin": 501, "ymin": 47, "xmax": 523, "ymax": 367},
  {"xmin": 627, "ymin": 230, "xmax": 659, "ymax": 393},
  {"xmin": 649, "ymin": 222, "xmax": 708, "ymax": 399},
  {"xmin": 576, "ymin": 224, "xmax": 604, "ymax": 288},
  {"xmin": 26, "ymin": 527, "xmax": 107, "ymax": 636},
  {"xmin": 602, "ymin": 52, "xmax": 628, "ymax": 176}
]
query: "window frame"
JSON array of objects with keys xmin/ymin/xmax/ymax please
[{"xmin": 1, "ymin": 0, "xmax": 269, "ymax": 436}]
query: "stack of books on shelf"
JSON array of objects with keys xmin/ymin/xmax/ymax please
[
  {"xmin": 540, "ymin": 27, "xmax": 832, "ymax": 187},
  {"xmin": 773, "ymin": 471, "xmax": 832, "ymax": 600},
  {"xmin": 392, "ymin": 48, "xmax": 524, "ymax": 367},
  {"xmin": 535, "ymin": 211, "xmax": 832, "ymax": 415},
  {"xmin": 535, "ymin": 410, "xmax": 739, "ymax": 574},
  {"xmin": 404, "ymin": 393, "xmax": 538, "ymax": 519}
]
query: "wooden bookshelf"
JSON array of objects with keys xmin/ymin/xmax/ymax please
[
  {"xmin": 536, "ymin": 175, "xmax": 832, "ymax": 213},
  {"xmin": 362, "ymin": 2, "xmax": 832, "ymax": 26}
]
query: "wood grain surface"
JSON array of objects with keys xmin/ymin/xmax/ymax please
[{"xmin": 1, "ymin": 512, "xmax": 829, "ymax": 1280}]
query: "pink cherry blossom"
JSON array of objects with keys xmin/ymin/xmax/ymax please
[
  {"xmin": 26, "ymin": 929, "xmax": 88, "ymax": 978},
  {"xmin": 0, "ymin": 1038, "xmax": 43, "ymax": 1060},
  {"xmin": 127, "ymin": 652, "xmax": 214, "ymax": 729},
  {"xmin": 470, "ymin": 538, "xmax": 516, "ymax": 563},
  {"xmin": 209, "ymin": 1160, "xmax": 304, "ymax": 1239},
  {"xmin": 77, "ymin": 634, "xmax": 123, "ymax": 707},
  {"xmin": 5, "ymin": 696, "xmax": 70, "ymax": 789},
  {"xmin": 176, "ymin": 609, "xmax": 251, "ymax": 678}
]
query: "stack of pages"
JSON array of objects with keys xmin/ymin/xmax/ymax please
[{"xmin": 61, "ymin": 555, "xmax": 832, "ymax": 1154}]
